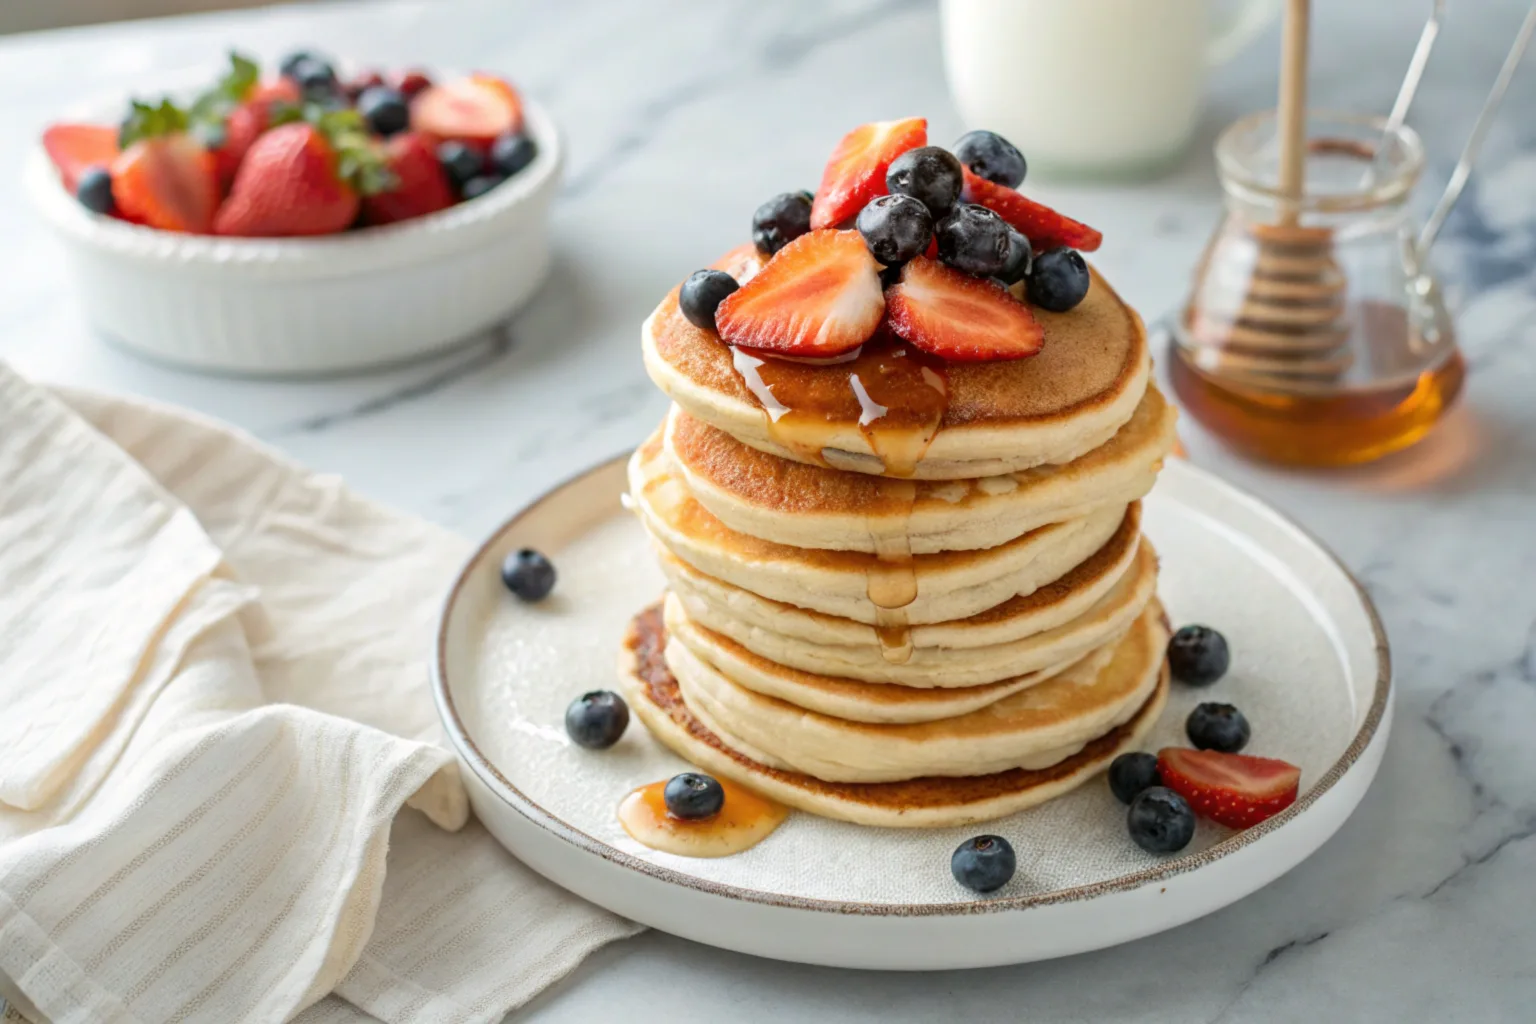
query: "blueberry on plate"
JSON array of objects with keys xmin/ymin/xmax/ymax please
[
  {"xmin": 856, "ymin": 193, "xmax": 933, "ymax": 266},
  {"xmin": 664, "ymin": 772, "xmax": 725, "ymax": 820},
  {"xmin": 997, "ymin": 228, "xmax": 1033, "ymax": 286},
  {"xmin": 934, "ymin": 203, "xmax": 1011, "ymax": 278},
  {"xmin": 679, "ymin": 269, "xmax": 740, "ymax": 331},
  {"xmin": 460, "ymin": 174, "xmax": 507, "ymax": 201},
  {"xmin": 437, "ymin": 141, "xmax": 486, "ymax": 190},
  {"xmin": 1187, "ymin": 702, "xmax": 1251, "ymax": 753},
  {"xmin": 490, "ymin": 132, "xmax": 538, "ymax": 177},
  {"xmin": 564, "ymin": 690, "xmax": 629, "ymax": 749},
  {"xmin": 885, "ymin": 145, "xmax": 964, "ymax": 218},
  {"xmin": 501, "ymin": 547, "xmax": 557, "ymax": 601},
  {"xmin": 1167, "ymin": 624, "xmax": 1230, "ymax": 686},
  {"xmin": 751, "ymin": 191, "xmax": 813, "ymax": 257},
  {"xmin": 357, "ymin": 86, "xmax": 410, "ymax": 137},
  {"xmin": 1107, "ymin": 751, "xmax": 1161, "ymax": 805},
  {"xmin": 75, "ymin": 166, "xmax": 115, "ymax": 215},
  {"xmin": 951, "ymin": 835, "xmax": 1016, "ymax": 893},
  {"xmin": 1127, "ymin": 786, "xmax": 1196, "ymax": 854},
  {"xmin": 953, "ymin": 130, "xmax": 1027, "ymax": 189},
  {"xmin": 1026, "ymin": 247, "xmax": 1090, "ymax": 312}
]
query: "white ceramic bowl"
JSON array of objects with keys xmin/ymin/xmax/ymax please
[{"xmin": 26, "ymin": 100, "xmax": 562, "ymax": 376}]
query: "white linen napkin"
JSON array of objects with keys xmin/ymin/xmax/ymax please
[{"xmin": 0, "ymin": 363, "xmax": 640, "ymax": 1023}]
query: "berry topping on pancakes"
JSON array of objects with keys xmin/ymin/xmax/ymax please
[
  {"xmin": 716, "ymin": 229, "xmax": 885, "ymax": 358},
  {"xmin": 809, "ymin": 117, "xmax": 927, "ymax": 230},
  {"xmin": 884, "ymin": 256, "xmax": 1043, "ymax": 362}
]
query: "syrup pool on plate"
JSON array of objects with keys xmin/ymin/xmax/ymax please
[
  {"xmin": 618, "ymin": 777, "xmax": 789, "ymax": 858},
  {"xmin": 730, "ymin": 336, "xmax": 951, "ymax": 665}
]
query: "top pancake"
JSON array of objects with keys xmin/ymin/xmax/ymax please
[{"xmin": 643, "ymin": 251, "xmax": 1151, "ymax": 479}]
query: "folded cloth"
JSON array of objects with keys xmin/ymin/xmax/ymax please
[{"xmin": 0, "ymin": 364, "xmax": 640, "ymax": 1023}]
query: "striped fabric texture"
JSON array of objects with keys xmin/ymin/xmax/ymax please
[{"xmin": 0, "ymin": 365, "xmax": 639, "ymax": 1023}]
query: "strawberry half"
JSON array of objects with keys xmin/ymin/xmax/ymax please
[
  {"xmin": 410, "ymin": 74, "xmax": 523, "ymax": 147},
  {"xmin": 961, "ymin": 167, "xmax": 1102, "ymax": 253},
  {"xmin": 810, "ymin": 117, "xmax": 926, "ymax": 230},
  {"xmin": 1157, "ymin": 748, "xmax": 1302, "ymax": 830},
  {"xmin": 884, "ymin": 256, "xmax": 1043, "ymax": 362},
  {"xmin": 715, "ymin": 229, "xmax": 884, "ymax": 358},
  {"xmin": 43, "ymin": 124, "xmax": 120, "ymax": 194},
  {"xmin": 110, "ymin": 135, "xmax": 219, "ymax": 233}
]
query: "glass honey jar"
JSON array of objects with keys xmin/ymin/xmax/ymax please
[{"xmin": 1168, "ymin": 110, "xmax": 1464, "ymax": 466}]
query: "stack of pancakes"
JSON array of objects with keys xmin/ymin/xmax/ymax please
[{"xmin": 621, "ymin": 255, "xmax": 1179, "ymax": 828}]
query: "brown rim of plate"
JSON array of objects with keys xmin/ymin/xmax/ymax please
[{"xmin": 431, "ymin": 451, "xmax": 1393, "ymax": 917}]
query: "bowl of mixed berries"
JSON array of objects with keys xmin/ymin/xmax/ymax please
[{"xmin": 28, "ymin": 49, "xmax": 562, "ymax": 375}]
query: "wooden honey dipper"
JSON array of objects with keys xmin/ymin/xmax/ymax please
[{"xmin": 1182, "ymin": 0, "xmax": 1353, "ymax": 389}]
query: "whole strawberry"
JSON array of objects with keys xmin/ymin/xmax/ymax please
[
  {"xmin": 360, "ymin": 131, "xmax": 455, "ymax": 226},
  {"xmin": 214, "ymin": 113, "xmax": 388, "ymax": 237}
]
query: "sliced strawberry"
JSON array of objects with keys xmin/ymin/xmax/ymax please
[
  {"xmin": 43, "ymin": 124, "xmax": 120, "ymax": 194},
  {"xmin": 410, "ymin": 73, "xmax": 523, "ymax": 147},
  {"xmin": 884, "ymin": 256, "xmax": 1043, "ymax": 362},
  {"xmin": 715, "ymin": 229, "xmax": 883, "ymax": 357},
  {"xmin": 961, "ymin": 167, "xmax": 1102, "ymax": 253},
  {"xmin": 809, "ymin": 117, "xmax": 926, "ymax": 230},
  {"xmin": 361, "ymin": 131, "xmax": 456, "ymax": 226},
  {"xmin": 110, "ymin": 134, "xmax": 219, "ymax": 233},
  {"xmin": 1157, "ymin": 748, "xmax": 1302, "ymax": 830}
]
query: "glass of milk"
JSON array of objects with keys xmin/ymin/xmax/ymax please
[{"xmin": 941, "ymin": 0, "xmax": 1280, "ymax": 179}]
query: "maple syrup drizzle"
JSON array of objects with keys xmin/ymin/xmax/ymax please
[
  {"xmin": 728, "ymin": 337, "xmax": 949, "ymax": 664},
  {"xmin": 617, "ymin": 777, "xmax": 788, "ymax": 858}
]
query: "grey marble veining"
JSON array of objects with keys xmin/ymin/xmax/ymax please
[{"xmin": 3, "ymin": 1, "xmax": 1535, "ymax": 1020}]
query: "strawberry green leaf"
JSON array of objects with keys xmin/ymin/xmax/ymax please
[{"xmin": 118, "ymin": 98, "xmax": 189, "ymax": 148}]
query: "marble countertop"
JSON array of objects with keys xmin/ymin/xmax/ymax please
[{"xmin": 4, "ymin": 1, "xmax": 1534, "ymax": 1020}]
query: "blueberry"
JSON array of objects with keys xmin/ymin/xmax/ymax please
[
  {"xmin": 953, "ymin": 130, "xmax": 1027, "ymax": 189},
  {"xmin": 461, "ymin": 174, "xmax": 507, "ymax": 201},
  {"xmin": 885, "ymin": 145, "xmax": 964, "ymax": 218},
  {"xmin": 437, "ymin": 141, "xmax": 486, "ymax": 190},
  {"xmin": 934, "ymin": 203, "xmax": 1011, "ymax": 277},
  {"xmin": 1127, "ymin": 787, "xmax": 1196, "ymax": 854},
  {"xmin": 998, "ymin": 228, "xmax": 1033, "ymax": 285},
  {"xmin": 664, "ymin": 772, "xmax": 725, "ymax": 820},
  {"xmin": 679, "ymin": 269, "xmax": 740, "ymax": 331},
  {"xmin": 1108, "ymin": 751, "xmax": 1161, "ymax": 805},
  {"xmin": 357, "ymin": 86, "xmax": 410, "ymax": 137},
  {"xmin": 490, "ymin": 132, "xmax": 538, "ymax": 177},
  {"xmin": 564, "ymin": 690, "xmax": 629, "ymax": 749},
  {"xmin": 950, "ymin": 835, "xmax": 1016, "ymax": 893},
  {"xmin": 279, "ymin": 49, "xmax": 325, "ymax": 79},
  {"xmin": 75, "ymin": 166, "xmax": 115, "ymax": 215},
  {"xmin": 1187, "ymin": 702, "xmax": 1251, "ymax": 753},
  {"xmin": 751, "ymin": 191, "xmax": 813, "ymax": 256},
  {"xmin": 1168, "ymin": 625, "xmax": 1230, "ymax": 686},
  {"xmin": 1026, "ymin": 247, "xmax": 1091, "ymax": 312},
  {"xmin": 290, "ymin": 57, "xmax": 338, "ymax": 95},
  {"xmin": 856, "ymin": 193, "xmax": 933, "ymax": 266},
  {"xmin": 501, "ymin": 548, "xmax": 556, "ymax": 601}
]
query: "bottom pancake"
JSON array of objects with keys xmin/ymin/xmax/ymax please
[{"xmin": 617, "ymin": 604, "xmax": 1171, "ymax": 829}]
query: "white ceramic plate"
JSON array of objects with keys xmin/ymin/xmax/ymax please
[{"xmin": 432, "ymin": 455, "xmax": 1390, "ymax": 970}]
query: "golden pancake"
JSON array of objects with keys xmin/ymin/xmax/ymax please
[
  {"xmin": 667, "ymin": 540, "xmax": 1157, "ymax": 687},
  {"xmin": 664, "ymin": 387, "xmax": 1172, "ymax": 554},
  {"xmin": 618, "ymin": 604, "xmax": 1171, "ymax": 828},
  {"xmin": 629, "ymin": 430, "xmax": 1131, "ymax": 626},
  {"xmin": 643, "ymin": 252, "xmax": 1151, "ymax": 479},
  {"xmin": 656, "ymin": 501, "xmax": 1143, "ymax": 652}
]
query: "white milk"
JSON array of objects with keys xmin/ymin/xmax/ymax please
[{"xmin": 941, "ymin": 0, "xmax": 1278, "ymax": 178}]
